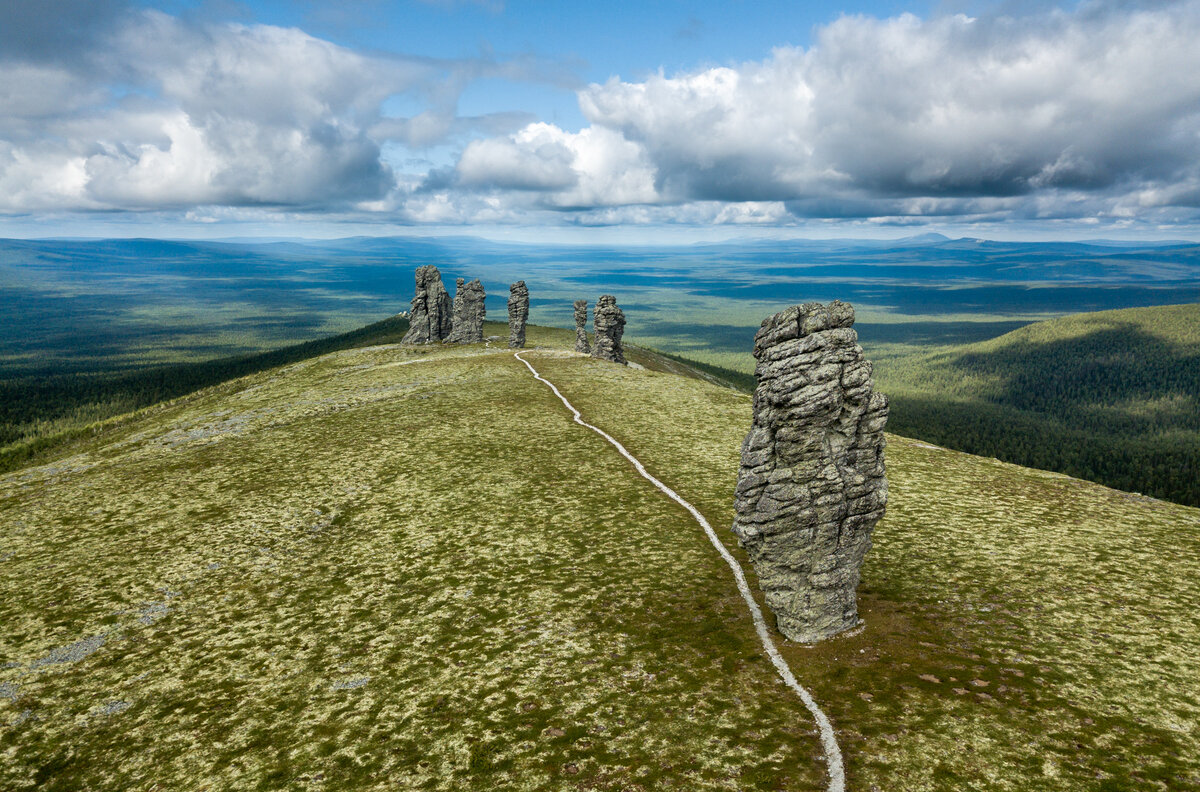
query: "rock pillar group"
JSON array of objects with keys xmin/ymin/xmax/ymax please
[
  {"xmin": 573, "ymin": 300, "xmax": 590, "ymax": 354},
  {"xmin": 402, "ymin": 265, "xmax": 452, "ymax": 344},
  {"xmin": 508, "ymin": 281, "xmax": 529, "ymax": 348},
  {"xmin": 446, "ymin": 278, "xmax": 486, "ymax": 344},
  {"xmin": 731, "ymin": 301, "xmax": 889, "ymax": 643},
  {"xmin": 590, "ymin": 295, "xmax": 626, "ymax": 365}
]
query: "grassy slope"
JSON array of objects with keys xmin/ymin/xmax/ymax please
[
  {"xmin": 0, "ymin": 315, "xmax": 413, "ymax": 474},
  {"xmin": 2, "ymin": 325, "xmax": 1199, "ymax": 791}
]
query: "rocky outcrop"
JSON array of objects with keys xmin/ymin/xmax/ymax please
[
  {"xmin": 446, "ymin": 277, "xmax": 486, "ymax": 344},
  {"xmin": 590, "ymin": 295, "xmax": 626, "ymax": 364},
  {"xmin": 402, "ymin": 265, "xmax": 452, "ymax": 344},
  {"xmin": 573, "ymin": 300, "xmax": 590, "ymax": 354},
  {"xmin": 508, "ymin": 281, "xmax": 529, "ymax": 348},
  {"xmin": 731, "ymin": 301, "xmax": 888, "ymax": 643}
]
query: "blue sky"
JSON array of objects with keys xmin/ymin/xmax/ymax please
[
  {"xmin": 223, "ymin": 0, "xmax": 930, "ymax": 122},
  {"xmin": 2, "ymin": 0, "xmax": 1199, "ymax": 240}
]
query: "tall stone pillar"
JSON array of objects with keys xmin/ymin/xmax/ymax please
[
  {"xmin": 402, "ymin": 265, "xmax": 452, "ymax": 344},
  {"xmin": 573, "ymin": 299, "xmax": 590, "ymax": 353},
  {"xmin": 446, "ymin": 278, "xmax": 486, "ymax": 344},
  {"xmin": 590, "ymin": 294, "xmax": 626, "ymax": 365},
  {"xmin": 508, "ymin": 281, "xmax": 529, "ymax": 348},
  {"xmin": 731, "ymin": 301, "xmax": 889, "ymax": 642}
]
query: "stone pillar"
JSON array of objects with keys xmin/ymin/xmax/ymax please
[
  {"xmin": 446, "ymin": 278, "xmax": 486, "ymax": 344},
  {"xmin": 402, "ymin": 265, "xmax": 452, "ymax": 344},
  {"xmin": 573, "ymin": 299, "xmax": 590, "ymax": 354},
  {"xmin": 590, "ymin": 294, "xmax": 626, "ymax": 365},
  {"xmin": 731, "ymin": 301, "xmax": 889, "ymax": 643},
  {"xmin": 508, "ymin": 281, "xmax": 529, "ymax": 348}
]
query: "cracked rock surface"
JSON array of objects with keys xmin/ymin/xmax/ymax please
[
  {"xmin": 573, "ymin": 300, "xmax": 590, "ymax": 354},
  {"xmin": 508, "ymin": 281, "xmax": 529, "ymax": 348},
  {"xmin": 402, "ymin": 265, "xmax": 452, "ymax": 344},
  {"xmin": 446, "ymin": 278, "xmax": 486, "ymax": 344},
  {"xmin": 731, "ymin": 300, "xmax": 888, "ymax": 643},
  {"xmin": 590, "ymin": 295, "xmax": 626, "ymax": 365}
]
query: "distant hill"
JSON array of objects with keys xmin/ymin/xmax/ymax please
[{"xmin": 878, "ymin": 303, "xmax": 1200, "ymax": 506}]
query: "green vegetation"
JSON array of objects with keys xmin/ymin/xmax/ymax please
[
  {"xmin": 7, "ymin": 300, "xmax": 1199, "ymax": 512},
  {"xmin": 2, "ymin": 326, "xmax": 1198, "ymax": 790},
  {"xmin": 655, "ymin": 303, "xmax": 1200, "ymax": 507},
  {"xmin": 6, "ymin": 237, "xmax": 1199, "ymax": 506},
  {"xmin": 876, "ymin": 303, "xmax": 1200, "ymax": 507},
  {"xmin": 0, "ymin": 315, "xmax": 412, "ymax": 475},
  {"xmin": 536, "ymin": 348, "xmax": 1200, "ymax": 792}
]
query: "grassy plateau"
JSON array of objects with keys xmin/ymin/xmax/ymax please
[{"xmin": 2, "ymin": 321, "xmax": 1198, "ymax": 791}]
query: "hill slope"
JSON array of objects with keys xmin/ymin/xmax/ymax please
[
  {"xmin": 0, "ymin": 315, "xmax": 413, "ymax": 474},
  {"xmin": 1, "ymin": 326, "xmax": 1198, "ymax": 791},
  {"xmin": 875, "ymin": 303, "xmax": 1200, "ymax": 506}
]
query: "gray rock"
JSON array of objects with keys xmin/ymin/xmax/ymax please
[
  {"xmin": 446, "ymin": 277, "xmax": 486, "ymax": 344},
  {"xmin": 31, "ymin": 634, "xmax": 106, "ymax": 667},
  {"xmin": 508, "ymin": 281, "xmax": 529, "ymax": 348},
  {"xmin": 331, "ymin": 676, "xmax": 371, "ymax": 690},
  {"xmin": 401, "ymin": 265, "xmax": 452, "ymax": 344},
  {"xmin": 95, "ymin": 700, "xmax": 131, "ymax": 716},
  {"xmin": 573, "ymin": 299, "xmax": 590, "ymax": 353},
  {"xmin": 731, "ymin": 300, "xmax": 888, "ymax": 643},
  {"xmin": 590, "ymin": 294, "xmax": 626, "ymax": 365}
]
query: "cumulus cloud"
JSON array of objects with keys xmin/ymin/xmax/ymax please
[
  {"xmin": 457, "ymin": 126, "xmax": 578, "ymax": 191},
  {"xmin": 0, "ymin": 10, "xmax": 417, "ymax": 211},
  {"xmin": 0, "ymin": 6, "xmax": 560, "ymax": 213},
  {"xmin": 4, "ymin": 0, "xmax": 1200, "ymax": 228},
  {"xmin": 426, "ymin": 0, "xmax": 1200, "ymax": 225},
  {"xmin": 453, "ymin": 123, "xmax": 657, "ymax": 207}
]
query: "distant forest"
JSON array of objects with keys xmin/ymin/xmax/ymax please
[
  {"xmin": 871, "ymin": 304, "xmax": 1200, "ymax": 507},
  {"xmin": 664, "ymin": 305, "xmax": 1200, "ymax": 506}
]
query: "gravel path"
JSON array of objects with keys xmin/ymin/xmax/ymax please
[{"xmin": 514, "ymin": 350, "xmax": 846, "ymax": 792}]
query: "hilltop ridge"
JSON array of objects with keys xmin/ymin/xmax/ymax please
[{"xmin": 2, "ymin": 324, "xmax": 1198, "ymax": 791}]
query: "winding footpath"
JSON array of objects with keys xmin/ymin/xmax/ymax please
[{"xmin": 513, "ymin": 350, "xmax": 846, "ymax": 792}]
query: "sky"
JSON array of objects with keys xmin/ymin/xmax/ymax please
[{"xmin": 2, "ymin": 0, "xmax": 1200, "ymax": 241}]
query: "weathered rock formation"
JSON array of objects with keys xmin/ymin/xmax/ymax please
[
  {"xmin": 445, "ymin": 277, "xmax": 486, "ymax": 344},
  {"xmin": 508, "ymin": 281, "xmax": 529, "ymax": 348},
  {"xmin": 731, "ymin": 301, "xmax": 888, "ymax": 643},
  {"xmin": 573, "ymin": 299, "xmax": 590, "ymax": 354},
  {"xmin": 401, "ymin": 265, "xmax": 452, "ymax": 344},
  {"xmin": 590, "ymin": 295, "xmax": 626, "ymax": 364}
]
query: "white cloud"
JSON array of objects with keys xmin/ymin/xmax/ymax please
[
  {"xmin": 457, "ymin": 125, "xmax": 578, "ymax": 191},
  {"xmin": 635, "ymin": 3, "xmax": 1195, "ymax": 211},
  {"xmin": 0, "ymin": 12, "xmax": 413, "ymax": 211},
  {"xmin": 0, "ymin": 8, "xmax": 548, "ymax": 213},
  {"xmin": 4, "ymin": 1, "xmax": 1200, "ymax": 229},
  {"xmin": 424, "ymin": 0, "xmax": 1200, "ymax": 225},
  {"xmin": 453, "ymin": 122, "xmax": 657, "ymax": 207}
]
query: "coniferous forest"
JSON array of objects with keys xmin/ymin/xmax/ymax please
[
  {"xmin": 672, "ymin": 304, "xmax": 1200, "ymax": 506},
  {"xmin": 873, "ymin": 304, "xmax": 1200, "ymax": 506}
]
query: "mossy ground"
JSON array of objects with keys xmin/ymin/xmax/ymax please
[{"xmin": 2, "ymin": 323, "xmax": 1198, "ymax": 790}]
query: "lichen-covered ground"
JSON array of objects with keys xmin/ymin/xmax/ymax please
[{"xmin": 2, "ymin": 325, "xmax": 1198, "ymax": 791}]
